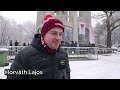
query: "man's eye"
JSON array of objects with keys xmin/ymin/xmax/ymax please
[
  {"xmin": 60, "ymin": 33, "xmax": 63, "ymax": 36},
  {"xmin": 52, "ymin": 33, "xmax": 56, "ymax": 35}
]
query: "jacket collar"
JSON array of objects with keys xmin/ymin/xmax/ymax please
[{"xmin": 30, "ymin": 34, "xmax": 60, "ymax": 55}]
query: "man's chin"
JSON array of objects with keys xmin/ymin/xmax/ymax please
[{"xmin": 52, "ymin": 46, "xmax": 59, "ymax": 50}]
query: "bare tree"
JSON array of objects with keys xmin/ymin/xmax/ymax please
[
  {"xmin": 0, "ymin": 15, "xmax": 36, "ymax": 46},
  {"xmin": 103, "ymin": 11, "xmax": 120, "ymax": 47},
  {"xmin": 10, "ymin": 21, "xmax": 36, "ymax": 45},
  {"xmin": 94, "ymin": 21, "xmax": 107, "ymax": 45},
  {"xmin": 0, "ymin": 16, "xmax": 11, "ymax": 46},
  {"xmin": 22, "ymin": 21, "xmax": 36, "ymax": 44},
  {"xmin": 93, "ymin": 11, "xmax": 120, "ymax": 48}
]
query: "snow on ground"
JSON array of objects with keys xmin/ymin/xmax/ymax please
[
  {"xmin": 0, "ymin": 63, "xmax": 12, "ymax": 79},
  {"xmin": 0, "ymin": 52, "xmax": 120, "ymax": 79},
  {"xmin": 70, "ymin": 52, "xmax": 120, "ymax": 79}
]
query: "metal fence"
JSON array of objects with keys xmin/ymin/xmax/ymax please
[
  {"xmin": 0, "ymin": 46, "xmax": 99, "ymax": 61},
  {"xmin": 0, "ymin": 46, "xmax": 26, "ymax": 61},
  {"xmin": 0, "ymin": 46, "xmax": 117, "ymax": 61},
  {"xmin": 62, "ymin": 47, "xmax": 98, "ymax": 60}
]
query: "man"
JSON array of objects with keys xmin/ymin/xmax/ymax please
[{"xmin": 7, "ymin": 15, "xmax": 70, "ymax": 79}]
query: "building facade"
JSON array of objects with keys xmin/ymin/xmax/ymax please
[{"xmin": 36, "ymin": 11, "xmax": 91, "ymax": 46}]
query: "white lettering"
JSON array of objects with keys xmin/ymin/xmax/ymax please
[
  {"xmin": 55, "ymin": 23, "xmax": 63, "ymax": 27},
  {"xmin": 4, "ymin": 69, "xmax": 43, "ymax": 75}
]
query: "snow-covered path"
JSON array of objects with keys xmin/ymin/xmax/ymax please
[{"xmin": 0, "ymin": 52, "xmax": 120, "ymax": 79}]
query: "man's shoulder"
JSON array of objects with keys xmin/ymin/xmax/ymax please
[
  {"xmin": 18, "ymin": 45, "xmax": 41, "ymax": 56},
  {"xmin": 58, "ymin": 48, "xmax": 67, "ymax": 55}
]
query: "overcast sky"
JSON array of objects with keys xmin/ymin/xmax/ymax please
[
  {"xmin": 1, "ymin": 11, "xmax": 98, "ymax": 27},
  {"xmin": 1, "ymin": 11, "xmax": 37, "ymax": 24}
]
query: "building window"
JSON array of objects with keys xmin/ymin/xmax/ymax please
[{"xmin": 63, "ymin": 26, "xmax": 73, "ymax": 44}]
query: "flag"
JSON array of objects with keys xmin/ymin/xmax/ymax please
[
  {"xmin": 89, "ymin": 24, "xmax": 95, "ymax": 44},
  {"xmin": 79, "ymin": 22, "xmax": 86, "ymax": 35}
]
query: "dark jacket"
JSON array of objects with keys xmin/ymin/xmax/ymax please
[{"xmin": 7, "ymin": 34, "xmax": 70, "ymax": 79}]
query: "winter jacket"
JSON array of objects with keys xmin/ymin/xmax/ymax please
[{"xmin": 7, "ymin": 34, "xmax": 70, "ymax": 79}]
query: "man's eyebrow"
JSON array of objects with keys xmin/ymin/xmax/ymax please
[
  {"xmin": 51, "ymin": 30, "xmax": 56, "ymax": 32},
  {"xmin": 50, "ymin": 31, "xmax": 58, "ymax": 32},
  {"xmin": 50, "ymin": 30, "xmax": 63, "ymax": 33}
]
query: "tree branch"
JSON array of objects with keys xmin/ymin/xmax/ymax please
[
  {"xmin": 110, "ymin": 18, "xmax": 120, "ymax": 27},
  {"xmin": 111, "ymin": 24, "xmax": 120, "ymax": 32},
  {"xmin": 109, "ymin": 11, "xmax": 115, "ymax": 17}
]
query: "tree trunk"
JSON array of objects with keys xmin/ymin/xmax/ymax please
[
  {"xmin": 106, "ymin": 17, "xmax": 112, "ymax": 48},
  {"xmin": 107, "ymin": 31, "xmax": 112, "ymax": 48}
]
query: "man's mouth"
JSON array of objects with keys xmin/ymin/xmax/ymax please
[
  {"xmin": 54, "ymin": 43, "xmax": 59, "ymax": 45},
  {"xmin": 53, "ymin": 42, "xmax": 59, "ymax": 45}
]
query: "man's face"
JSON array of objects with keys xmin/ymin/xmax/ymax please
[{"xmin": 44, "ymin": 27, "xmax": 63, "ymax": 50}]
